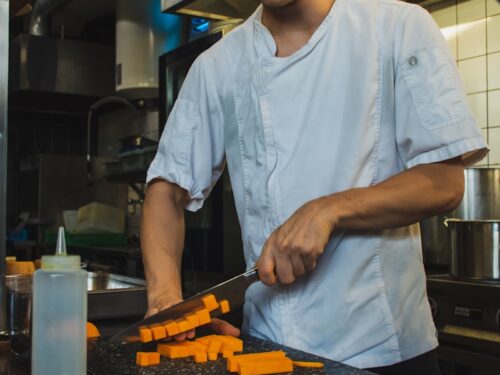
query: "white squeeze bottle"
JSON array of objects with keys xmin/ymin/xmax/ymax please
[{"xmin": 32, "ymin": 227, "xmax": 87, "ymax": 375}]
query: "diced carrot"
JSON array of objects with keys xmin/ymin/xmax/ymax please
[
  {"xmin": 194, "ymin": 352, "xmax": 208, "ymax": 363},
  {"xmin": 195, "ymin": 308, "xmax": 212, "ymax": 325},
  {"xmin": 86, "ymin": 322, "xmax": 100, "ymax": 338},
  {"xmin": 219, "ymin": 300, "xmax": 231, "ymax": 314},
  {"xmin": 157, "ymin": 343, "xmax": 190, "ymax": 359},
  {"xmin": 208, "ymin": 339, "xmax": 222, "ymax": 354},
  {"xmin": 217, "ymin": 336, "xmax": 243, "ymax": 352},
  {"xmin": 178, "ymin": 341, "xmax": 207, "ymax": 356},
  {"xmin": 223, "ymin": 350, "xmax": 234, "ymax": 358},
  {"xmin": 139, "ymin": 328, "xmax": 152, "ymax": 343},
  {"xmin": 136, "ymin": 352, "xmax": 149, "ymax": 367},
  {"xmin": 164, "ymin": 321, "xmax": 180, "ymax": 336},
  {"xmin": 148, "ymin": 352, "xmax": 161, "ymax": 365},
  {"xmin": 201, "ymin": 294, "xmax": 219, "ymax": 311},
  {"xmin": 195, "ymin": 335, "xmax": 217, "ymax": 345},
  {"xmin": 177, "ymin": 319, "xmax": 192, "ymax": 333},
  {"xmin": 185, "ymin": 312, "xmax": 200, "ymax": 328},
  {"xmin": 292, "ymin": 360, "xmax": 324, "ymax": 368},
  {"xmin": 227, "ymin": 351, "xmax": 287, "ymax": 373},
  {"xmin": 151, "ymin": 325, "xmax": 167, "ymax": 340},
  {"xmin": 208, "ymin": 351, "xmax": 218, "ymax": 361},
  {"xmin": 238, "ymin": 358, "xmax": 293, "ymax": 375}
]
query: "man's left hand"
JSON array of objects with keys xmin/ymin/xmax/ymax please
[{"xmin": 256, "ymin": 197, "xmax": 335, "ymax": 286}]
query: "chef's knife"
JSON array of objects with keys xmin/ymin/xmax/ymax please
[{"xmin": 109, "ymin": 268, "xmax": 259, "ymax": 343}]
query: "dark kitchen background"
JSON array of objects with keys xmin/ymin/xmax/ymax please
[{"xmin": 1, "ymin": 0, "xmax": 500, "ymax": 374}]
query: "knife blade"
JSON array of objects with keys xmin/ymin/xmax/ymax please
[{"xmin": 109, "ymin": 268, "xmax": 259, "ymax": 343}]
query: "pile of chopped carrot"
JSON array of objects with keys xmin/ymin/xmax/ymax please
[
  {"xmin": 134, "ymin": 293, "xmax": 324, "ymax": 373},
  {"xmin": 139, "ymin": 293, "xmax": 227, "ymax": 343}
]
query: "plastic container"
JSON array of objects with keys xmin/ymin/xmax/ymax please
[
  {"xmin": 75, "ymin": 202, "xmax": 126, "ymax": 234},
  {"xmin": 32, "ymin": 227, "xmax": 87, "ymax": 375}
]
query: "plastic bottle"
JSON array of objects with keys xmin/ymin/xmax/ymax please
[{"xmin": 32, "ymin": 227, "xmax": 87, "ymax": 375}]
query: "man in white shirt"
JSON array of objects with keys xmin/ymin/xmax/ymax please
[{"xmin": 142, "ymin": 0, "xmax": 487, "ymax": 373}]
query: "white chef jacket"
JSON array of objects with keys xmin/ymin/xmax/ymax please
[{"xmin": 147, "ymin": 0, "xmax": 488, "ymax": 368}]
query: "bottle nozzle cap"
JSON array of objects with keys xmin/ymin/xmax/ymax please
[
  {"xmin": 55, "ymin": 226, "xmax": 67, "ymax": 255},
  {"xmin": 42, "ymin": 226, "xmax": 80, "ymax": 270}
]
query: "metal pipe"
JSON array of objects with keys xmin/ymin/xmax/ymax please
[
  {"xmin": 29, "ymin": 0, "xmax": 72, "ymax": 36},
  {"xmin": 0, "ymin": 0, "xmax": 10, "ymax": 335}
]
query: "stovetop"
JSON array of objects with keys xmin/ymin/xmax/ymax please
[{"xmin": 426, "ymin": 273, "xmax": 500, "ymax": 356}]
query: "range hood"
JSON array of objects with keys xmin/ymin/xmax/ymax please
[
  {"xmin": 9, "ymin": 34, "xmax": 115, "ymax": 113},
  {"xmin": 162, "ymin": 0, "xmax": 448, "ymax": 21},
  {"xmin": 161, "ymin": 0, "xmax": 260, "ymax": 20}
]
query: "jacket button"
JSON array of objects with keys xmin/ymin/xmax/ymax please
[{"xmin": 409, "ymin": 56, "xmax": 418, "ymax": 66}]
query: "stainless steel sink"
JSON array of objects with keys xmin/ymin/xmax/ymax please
[
  {"xmin": 87, "ymin": 272, "xmax": 146, "ymax": 291},
  {"xmin": 87, "ymin": 272, "xmax": 147, "ymax": 321}
]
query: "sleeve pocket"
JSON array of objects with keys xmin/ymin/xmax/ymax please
[{"xmin": 399, "ymin": 47, "xmax": 468, "ymax": 130}]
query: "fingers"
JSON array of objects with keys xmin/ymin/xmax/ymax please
[
  {"xmin": 256, "ymin": 241, "xmax": 277, "ymax": 286},
  {"xmin": 145, "ymin": 307, "xmax": 159, "ymax": 318},
  {"xmin": 258, "ymin": 231, "xmax": 321, "ymax": 286},
  {"xmin": 302, "ymin": 254, "xmax": 317, "ymax": 272},
  {"xmin": 275, "ymin": 253, "xmax": 295, "ymax": 285},
  {"xmin": 209, "ymin": 318, "xmax": 241, "ymax": 337},
  {"xmin": 290, "ymin": 254, "xmax": 306, "ymax": 278},
  {"xmin": 173, "ymin": 329, "xmax": 195, "ymax": 341}
]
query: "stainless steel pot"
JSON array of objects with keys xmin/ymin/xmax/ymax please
[
  {"xmin": 455, "ymin": 168, "xmax": 500, "ymax": 219},
  {"xmin": 420, "ymin": 168, "xmax": 500, "ymax": 268},
  {"xmin": 445, "ymin": 218, "xmax": 500, "ymax": 281}
]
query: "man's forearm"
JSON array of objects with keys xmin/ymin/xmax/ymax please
[
  {"xmin": 141, "ymin": 180, "xmax": 188, "ymax": 304},
  {"xmin": 257, "ymin": 157, "xmax": 465, "ymax": 285},
  {"xmin": 328, "ymin": 157, "xmax": 465, "ymax": 231}
]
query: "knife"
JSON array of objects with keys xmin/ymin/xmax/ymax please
[{"xmin": 109, "ymin": 268, "xmax": 259, "ymax": 343}]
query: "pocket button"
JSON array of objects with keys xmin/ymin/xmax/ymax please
[{"xmin": 409, "ymin": 56, "xmax": 418, "ymax": 67}]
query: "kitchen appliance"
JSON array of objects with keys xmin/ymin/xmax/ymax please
[
  {"xmin": 445, "ymin": 219, "xmax": 500, "ymax": 281},
  {"xmin": 109, "ymin": 268, "xmax": 259, "ymax": 343},
  {"xmin": 116, "ymin": 0, "xmax": 186, "ymax": 100},
  {"xmin": 421, "ymin": 168, "xmax": 500, "ymax": 269},
  {"xmin": 427, "ymin": 275, "xmax": 500, "ymax": 374}
]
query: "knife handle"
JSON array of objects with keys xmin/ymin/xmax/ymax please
[{"xmin": 245, "ymin": 267, "xmax": 260, "ymax": 284}]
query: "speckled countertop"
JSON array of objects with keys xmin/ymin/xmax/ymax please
[
  {"xmin": 0, "ymin": 335, "xmax": 375, "ymax": 374},
  {"xmin": 88, "ymin": 335, "xmax": 374, "ymax": 375}
]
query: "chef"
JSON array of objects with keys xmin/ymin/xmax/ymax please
[{"xmin": 141, "ymin": 0, "xmax": 488, "ymax": 373}]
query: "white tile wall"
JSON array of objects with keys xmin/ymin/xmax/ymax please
[
  {"xmin": 488, "ymin": 15, "xmax": 500, "ymax": 53},
  {"xmin": 433, "ymin": 1, "xmax": 459, "ymax": 59},
  {"xmin": 458, "ymin": 56, "xmax": 487, "ymax": 93},
  {"xmin": 458, "ymin": 0, "xmax": 486, "ymax": 22},
  {"xmin": 478, "ymin": 128, "xmax": 489, "ymax": 165},
  {"xmin": 487, "ymin": 0, "xmax": 500, "ymax": 16},
  {"xmin": 488, "ymin": 89, "xmax": 500, "ymax": 126},
  {"xmin": 467, "ymin": 92, "xmax": 488, "ymax": 127},
  {"xmin": 488, "ymin": 127, "xmax": 500, "ymax": 163},
  {"xmin": 432, "ymin": 0, "xmax": 500, "ymax": 166},
  {"xmin": 488, "ymin": 52, "xmax": 500, "ymax": 89},
  {"xmin": 458, "ymin": 19, "xmax": 486, "ymax": 59},
  {"xmin": 433, "ymin": 0, "xmax": 458, "ymax": 26}
]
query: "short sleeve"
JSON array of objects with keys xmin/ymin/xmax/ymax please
[
  {"xmin": 147, "ymin": 54, "xmax": 225, "ymax": 211},
  {"xmin": 394, "ymin": 6, "xmax": 488, "ymax": 168}
]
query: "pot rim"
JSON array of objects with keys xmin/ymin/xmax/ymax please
[{"xmin": 444, "ymin": 218, "xmax": 500, "ymax": 224}]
